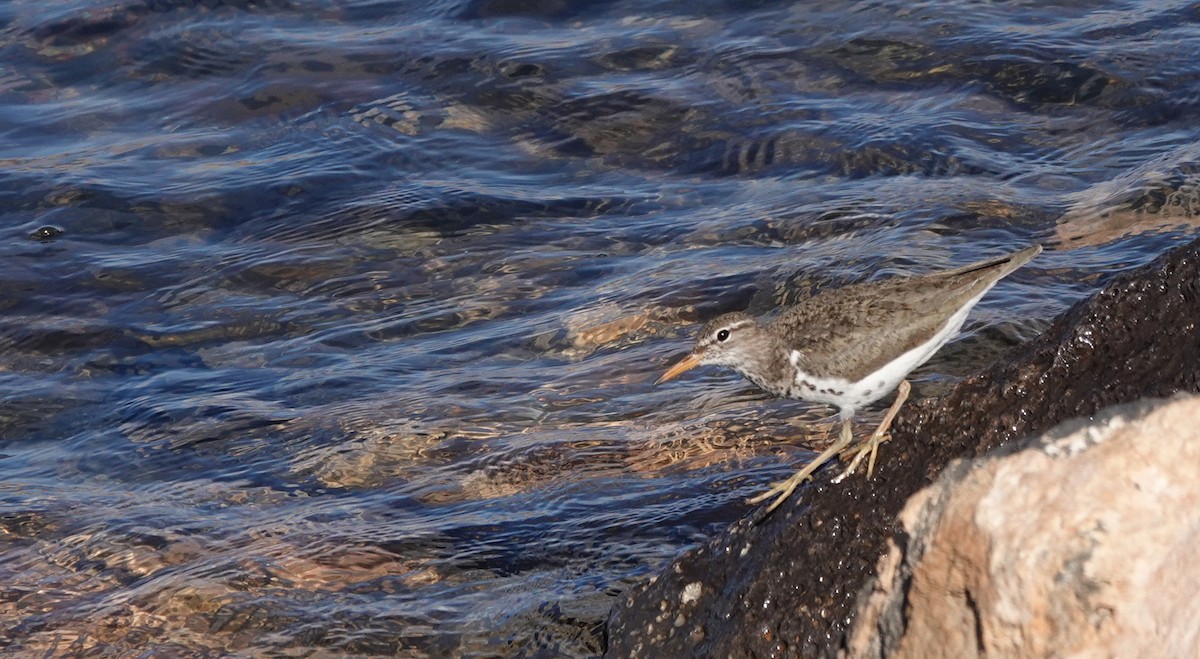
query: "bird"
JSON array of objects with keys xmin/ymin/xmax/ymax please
[{"xmin": 655, "ymin": 244, "xmax": 1042, "ymax": 513}]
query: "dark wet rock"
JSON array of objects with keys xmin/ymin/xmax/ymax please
[
  {"xmin": 821, "ymin": 38, "xmax": 1112, "ymax": 109},
  {"xmin": 606, "ymin": 236, "xmax": 1200, "ymax": 658},
  {"xmin": 27, "ymin": 225, "xmax": 64, "ymax": 241},
  {"xmin": 500, "ymin": 61, "xmax": 546, "ymax": 79},
  {"xmin": 594, "ymin": 44, "xmax": 688, "ymax": 72},
  {"xmin": 0, "ymin": 321, "xmax": 136, "ymax": 356},
  {"xmin": 961, "ymin": 57, "xmax": 1111, "ymax": 106},
  {"xmin": 232, "ymin": 84, "xmax": 329, "ymax": 117},
  {"xmin": 825, "ymin": 38, "xmax": 939, "ymax": 82},
  {"xmin": 547, "ymin": 90, "xmax": 708, "ymax": 167},
  {"xmin": 134, "ymin": 30, "xmax": 257, "ymax": 79},
  {"xmin": 30, "ymin": 7, "xmax": 141, "ymax": 48},
  {"xmin": 27, "ymin": 0, "xmax": 298, "ymax": 54}
]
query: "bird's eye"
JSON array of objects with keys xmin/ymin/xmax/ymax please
[{"xmin": 716, "ymin": 329, "xmax": 730, "ymax": 342}]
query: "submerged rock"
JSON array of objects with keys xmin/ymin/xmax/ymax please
[
  {"xmin": 849, "ymin": 395, "xmax": 1200, "ymax": 659},
  {"xmin": 606, "ymin": 235, "xmax": 1200, "ymax": 658}
]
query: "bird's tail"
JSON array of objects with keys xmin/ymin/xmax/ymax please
[{"xmin": 936, "ymin": 244, "xmax": 1042, "ymax": 281}]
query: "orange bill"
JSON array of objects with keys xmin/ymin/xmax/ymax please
[{"xmin": 655, "ymin": 353, "xmax": 700, "ymax": 385}]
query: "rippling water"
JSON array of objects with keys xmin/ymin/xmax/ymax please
[{"xmin": 2, "ymin": 0, "xmax": 1198, "ymax": 654}]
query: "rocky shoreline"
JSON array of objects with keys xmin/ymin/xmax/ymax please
[{"xmin": 606, "ymin": 236, "xmax": 1200, "ymax": 658}]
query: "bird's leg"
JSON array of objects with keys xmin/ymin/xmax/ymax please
[
  {"xmin": 748, "ymin": 417, "xmax": 856, "ymax": 514},
  {"xmin": 835, "ymin": 379, "xmax": 911, "ymax": 482}
]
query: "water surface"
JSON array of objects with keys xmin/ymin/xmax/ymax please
[{"xmin": 2, "ymin": 0, "xmax": 1198, "ymax": 654}]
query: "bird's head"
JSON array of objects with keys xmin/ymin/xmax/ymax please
[{"xmin": 655, "ymin": 311, "xmax": 772, "ymax": 384}]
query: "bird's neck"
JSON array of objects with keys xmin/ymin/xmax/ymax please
[{"xmin": 734, "ymin": 336, "xmax": 791, "ymax": 397}]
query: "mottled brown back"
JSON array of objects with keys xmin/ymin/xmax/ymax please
[{"xmin": 772, "ymin": 245, "xmax": 1041, "ymax": 381}]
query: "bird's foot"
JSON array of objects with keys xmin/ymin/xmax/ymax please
[
  {"xmin": 832, "ymin": 379, "xmax": 910, "ymax": 484},
  {"xmin": 832, "ymin": 431, "xmax": 891, "ymax": 483},
  {"xmin": 746, "ymin": 460, "xmax": 823, "ymax": 514},
  {"xmin": 747, "ymin": 429, "xmax": 853, "ymax": 514}
]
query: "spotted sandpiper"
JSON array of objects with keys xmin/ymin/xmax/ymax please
[{"xmin": 656, "ymin": 244, "xmax": 1042, "ymax": 513}]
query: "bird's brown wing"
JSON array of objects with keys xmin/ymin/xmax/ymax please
[{"xmin": 771, "ymin": 246, "xmax": 1040, "ymax": 381}]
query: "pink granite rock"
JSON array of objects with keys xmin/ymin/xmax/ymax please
[{"xmin": 849, "ymin": 396, "xmax": 1200, "ymax": 659}]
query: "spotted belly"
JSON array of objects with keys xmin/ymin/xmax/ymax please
[
  {"xmin": 782, "ymin": 294, "xmax": 979, "ymax": 416},
  {"xmin": 784, "ymin": 369, "xmax": 894, "ymax": 414}
]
